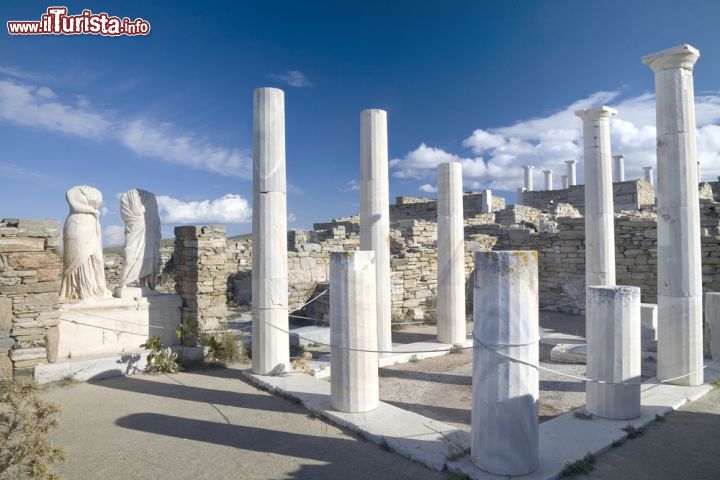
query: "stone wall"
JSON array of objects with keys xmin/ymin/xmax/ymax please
[
  {"xmin": 173, "ymin": 225, "xmax": 228, "ymax": 345},
  {"xmin": 521, "ymin": 180, "xmax": 655, "ymax": 213},
  {"xmin": 0, "ymin": 219, "xmax": 61, "ymax": 378},
  {"xmin": 389, "ymin": 192, "xmax": 506, "ymax": 221}
]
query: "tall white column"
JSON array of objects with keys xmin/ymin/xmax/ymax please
[
  {"xmin": 643, "ymin": 166, "xmax": 654, "ymax": 186},
  {"xmin": 644, "ymin": 44, "xmax": 703, "ymax": 386},
  {"xmin": 252, "ymin": 87, "xmax": 289, "ymax": 375},
  {"xmin": 576, "ymin": 106, "xmax": 617, "ymax": 293},
  {"xmin": 704, "ymin": 292, "xmax": 720, "ymax": 360},
  {"xmin": 472, "ymin": 251, "xmax": 539, "ymax": 476},
  {"xmin": 516, "ymin": 187, "xmax": 526, "ymax": 205},
  {"xmin": 586, "ymin": 286, "xmax": 641, "ymax": 420},
  {"xmin": 543, "ymin": 169, "xmax": 553, "ymax": 191},
  {"xmin": 613, "ymin": 154, "xmax": 625, "ymax": 182},
  {"xmin": 565, "ymin": 160, "xmax": 577, "ymax": 186},
  {"xmin": 360, "ymin": 109, "xmax": 392, "ymax": 355},
  {"xmin": 562, "ymin": 175, "xmax": 569, "ymax": 189},
  {"xmin": 436, "ymin": 163, "xmax": 466, "ymax": 345},
  {"xmin": 523, "ymin": 165, "xmax": 534, "ymax": 191},
  {"xmin": 481, "ymin": 189, "xmax": 492, "ymax": 213},
  {"xmin": 330, "ymin": 251, "xmax": 379, "ymax": 413}
]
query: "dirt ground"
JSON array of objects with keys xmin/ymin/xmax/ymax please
[{"xmin": 379, "ymin": 312, "xmax": 657, "ymax": 428}]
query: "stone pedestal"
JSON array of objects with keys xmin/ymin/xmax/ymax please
[
  {"xmin": 543, "ymin": 169, "xmax": 553, "ymax": 191},
  {"xmin": 643, "ymin": 166, "xmax": 654, "ymax": 186},
  {"xmin": 523, "ymin": 165, "xmax": 534, "ymax": 191},
  {"xmin": 704, "ymin": 292, "xmax": 720, "ymax": 360},
  {"xmin": 641, "ymin": 303, "xmax": 658, "ymax": 341},
  {"xmin": 586, "ymin": 286, "xmax": 641, "ymax": 420},
  {"xmin": 252, "ymin": 87, "xmax": 290, "ymax": 375},
  {"xmin": 565, "ymin": 160, "xmax": 577, "ymax": 186},
  {"xmin": 360, "ymin": 109, "xmax": 392, "ymax": 355},
  {"xmin": 472, "ymin": 250, "xmax": 539, "ymax": 476},
  {"xmin": 613, "ymin": 155, "xmax": 625, "ymax": 182},
  {"xmin": 57, "ymin": 294, "xmax": 182, "ymax": 358},
  {"xmin": 436, "ymin": 163, "xmax": 466, "ymax": 344},
  {"xmin": 576, "ymin": 106, "xmax": 617, "ymax": 292},
  {"xmin": 643, "ymin": 44, "xmax": 703, "ymax": 386},
  {"xmin": 330, "ymin": 251, "xmax": 379, "ymax": 413}
]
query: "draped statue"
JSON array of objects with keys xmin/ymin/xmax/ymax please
[
  {"xmin": 60, "ymin": 186, "xmax": 110, "ymax": 300},
  {"xmin": 118, "ymin": 188, "xmax": 162, "ymax": 290}
]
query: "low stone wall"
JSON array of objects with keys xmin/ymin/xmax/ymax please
[
  {"xmin": 521, "ymin": 180, "xmax": 655, "ymax": 213},
  {"xmin": 389, "ymin": 192, "xmax": 506, "ymax": 221},
  {"xmin": 0, "ymin": 219, "xmax": 61, "ymax": 378}
]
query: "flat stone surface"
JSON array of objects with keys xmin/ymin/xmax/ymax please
[
  {"xmin": 242, "ymin": 369, "xmax": 469, "ymax": 471},
  {"xmin": 41, "ymin": 366, "xmax": 442, "ymax": 480}
]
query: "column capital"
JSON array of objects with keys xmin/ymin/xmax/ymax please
[
  {"xmin": 642, "ymin": 166, "xmax": 654, "ymax": 171},
  {"xmin": 542, "ymin": 169, "xmax": 551, "ymax": 174},
  {"xmin": 565, "ymin": 159, "xmax": 577, "ymax": 165},
  {"xmin": 523, "ymin": 165, "xmax": 534, "ymax": 170},
  {"xmin": 575, "ymin": 106, "xmax": 617, "ymax": 121},
  {"xmin": 642, "ymin": 44, "xmax": 699, "ymax": 73},
  {"xmin": 613, "ymin": 154, "xmax": 625, "ymax": 160}
]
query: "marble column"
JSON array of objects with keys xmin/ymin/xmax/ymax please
[
  {"xmin": 436, "ymin": 163, "xmax": 466, "ymax": 345},
  {"xmin": 516, "ymin": 187, "xmax": 526, "ymax": 205},
  {"xmin": 523, "ymin": 165, "xmax": 534, "ymax": 191},
  {"xmin": 481, "ymin": 189, "xmax": 492, "ymax": 214},
  {"xmin": 562, "ymin": 175, "xmax": 569, "ymax": 189},
  {"xmin": 643, "ymin": 166, "xmax": 654, "ymax": 186},
  {"xmin": 613, "ymin": 154, "xmax": 625, "ymax": 182},
  {"xmin": 565, "ymin": 160, "xmax": 577, "ymax": 186},
  {"xmin": 704, "ymin": 292, "xmax": 720, "ymax": 360},
  {"xmin": 360, "ymin": 109, "xmax": 392, "ymax": 355},
  {"xmin": 330, "ymin": 251, "xmax": 379, "ymax": 413},
  {"xmin": 586, "ymin": 286, "xmax": 641, "ymax": 420},
  {"xmin": 472, "ymin": 251, "xmax": 539, "ymax": 476},
  {"xmin": 252, "ymin": 87, "xmax": 290, "ymax": 375},
  {"xmin": 576, "ymin": 106, "xmax": 617, "ymax": 293},
  {"xmin": 543, "ymin": 169, "xmax": 553, "ymax": 191},
  {"xmin": 643, "ymin": 44, "xmax": 703, "ymax": 386}
]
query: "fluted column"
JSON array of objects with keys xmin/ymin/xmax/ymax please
[
  {"xmin": 523, "ymin": 165, "xmax": 534, "ymax": 191},
  {"xmin": 643, "ymin": 44, "xmax": 703, "ymax": 386},
  {"xmin": 576, "ymin": 106, "xmax": 617, "ymax": 294},
  {"xmin": 436, "ymin": 163, "xmax": 466, "ymax": 344},
  {"xmin": 252, "ymin": 87, "xmax": 289, "ymax": 375},
  {"xmin": 360, "ymin": 109, "xmax": 392, "ymax": 355},
  {"xmin": 643, "ymin": 166, "xmax": 654, "ymax": 186},
  {"xmin": 543, "ymin": 169, "xmax": 553, "ymax": 191},
  {"xmin": 481, "ymin": 189, "xmax": 492, "ymax": 214},
  {"xmin": 613, "ymin": 154, "xmax": 625, "ymax": 182},
  {"xmin": 565, "ymin": 160, "xmax": 577, "ymax": 186},
  {"xmin": 562, "ymin": 175, "xmax": 569, "ymax": 189}
]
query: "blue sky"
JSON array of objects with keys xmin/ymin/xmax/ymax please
[{"xmin": 1, "ymin": 1, "xmax": 720, "ymax": 244}]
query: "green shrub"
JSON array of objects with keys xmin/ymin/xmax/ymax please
[
  {"xmin": 560, "ymin": 453, "xmax": 595, "ymax": 478},
  {"xmin": 0, "ymin": 379, "xmax": 65, "ymax": 479},
  {"xmin": 199, "ymin": 331, "xmax": 244, "ymax": 367},
  {"xmin": 139, "ymin": 336, "xmax": 179, "ymax": 374}
]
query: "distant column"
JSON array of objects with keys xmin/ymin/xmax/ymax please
[
  {"xmin": 613, "ymin": 154, "xmax": 625, "ymax": 182},
  {"xmin": 562, "ymin": 175, "xmax": 569, "ymax": 189},
  {"xmin": 472, "ymin": 251, "xmax": 539, "ymax": 476},
  {"xmin": 565, "ymin": 160, "xmax": 577, "ymax": 186},
  {"xmin": 330, "ymin": 251, "xmax": 379, "ymax": 413},
  {"xmin": 576, "ymin": 106, "xmax": 617, "ymax": 293},
  {"xmin": 543, "ymin": 170, "xmax": 553, "ymax": 191},
  {"xmin": 523, "ymin": 165, "xmax": 534, "ymax": 191},
  {"xmin": 643, "ymin": 166, "xmax": 654, "ymax": 186},
  {"xmin": 586, "ymin": 286, "xmax": 641, "ymax": 420},
  {"xmin": 252, "ymin": 87, "xmax": 289, "ymax": 375},
  {"xmin": 705, "ymin": 293, "xmax": 720, "ymax": 360},
  {"xmin": 436, "ymin": 163, "xmax": 466, "ymax": 345},
  {"xmin": 643, "ymin": 44, "xmax": 703, "ymax": 386},
  {"xmin": 360, "ymin": 109, "xmax": 392, "ymax": 355},
  {"xmin": 481, "ymin": 189, "xmax": 493, "ymax": 214},
  {"xmin": 516, "ymin": 187, "xmax": 526, "ymax": 205}
]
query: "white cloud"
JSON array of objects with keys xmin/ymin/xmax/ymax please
[
  {"xmin": 339, "ymin": 179, "xmax": 359, "ymax": 192},
  {"xmin": 0, "ymin": 74, "xmax": 252, "ymax": 178},
  {"xmin": 119, "ymin": 120, "xmax": 252, "ymax": 178},
  {"xmin": 156, "ymin": 194, "xmax": 252, "ymax": 224},
  {"xmin": 267, "ymin": 70, "xmax": 312, "ymax": 88},
  {"xmin": 103, "ymin": 224, "xmax": 125, "ymax": 247},
  {"xmin": 0, "ymin": 79, "xmax": 110, "ymax": 138},
  {"xmin": 391, "ymin": 90, "xmax": 720, "ymax": 190},
  {"xmin": 418, "ymin": 183, "xmax": 437, "ymax": 193},
  {"xmin": 288, "ymin": 212, "xmax": 297, "ymax": 223}
]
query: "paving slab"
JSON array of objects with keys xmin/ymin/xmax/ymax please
[{"xmin": 242, "ymin": 369, "xmax": 470, "ymax": 471}]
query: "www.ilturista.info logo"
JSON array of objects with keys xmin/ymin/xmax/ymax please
[{"xmin": 7, "ymin": 6, "xmax": 151, "ymax": 36}]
